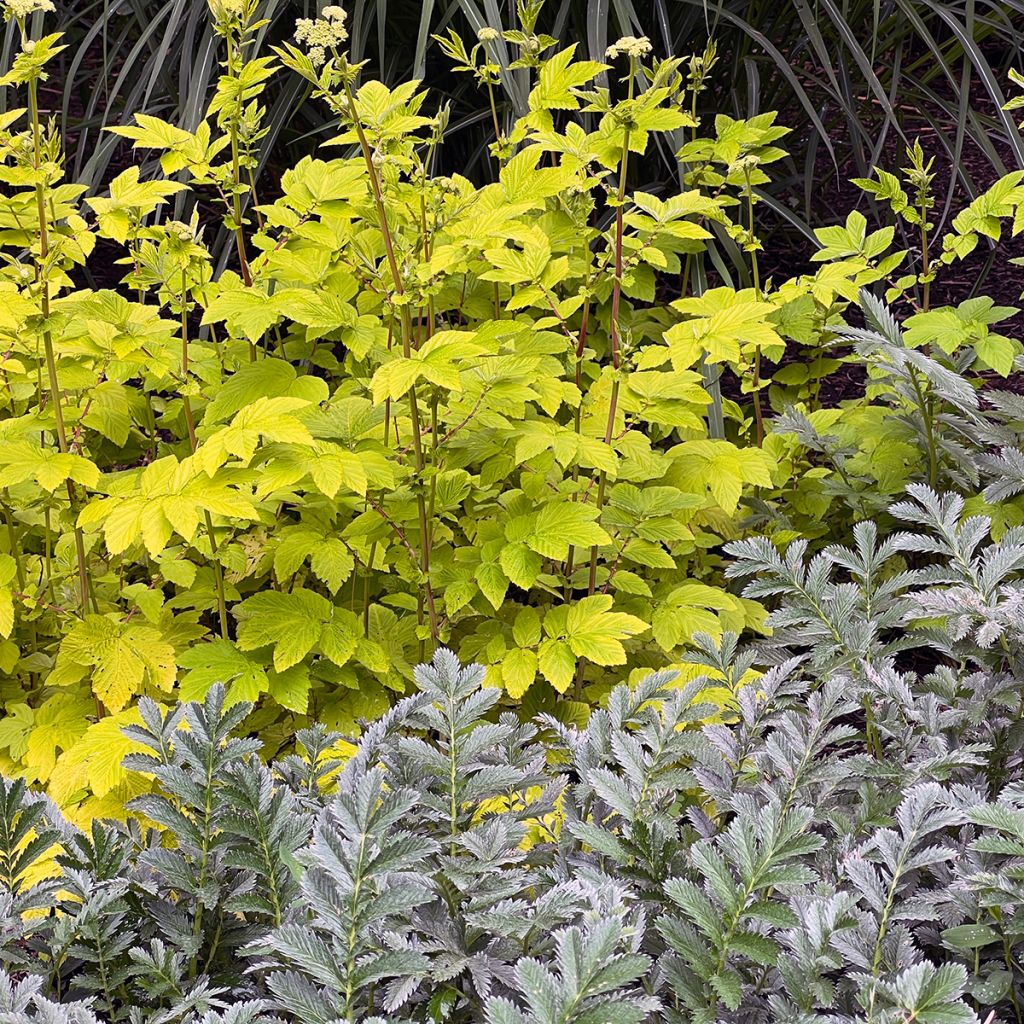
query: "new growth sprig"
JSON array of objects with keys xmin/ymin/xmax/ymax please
[
  {"xmin": 0, "ymin": 0, "xmax": 94, "ymax": 620},
  {"xmin": 432, "ymin": 25, "xmax": 507, "ymax": 155}
]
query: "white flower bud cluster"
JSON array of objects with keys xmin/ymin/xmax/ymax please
[
  {"xmin": 1, "ymin": 0, "xmax": 55, "ymax": 19},
  {"xmin": 208, "ymin": 0, "xmax": 245, "ymax": 21},
  {"xmin": 295, "ymin": 5, "xmax": 348, "ymax": 66},
  {"xmin": 477, "ymin": 27, "xmax": 499, "ymax": 42},
  {"xmin": 605, "ymin": 35, "xmax": 652, "ymax": 60},
  {"xmin": 731, "ymin": 154, "xmax": 761, "ymax": 176}
]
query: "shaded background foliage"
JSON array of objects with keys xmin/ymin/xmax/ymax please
[{"xmin": 7, "ymin": 0, "xmax": 1024, "ymax": 293}]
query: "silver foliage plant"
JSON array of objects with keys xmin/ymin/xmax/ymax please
[{"xmin": 1, "ymin": 487, "xmax": 1024, "ymax": 1024}]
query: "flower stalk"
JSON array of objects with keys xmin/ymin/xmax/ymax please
[
  {"xmin": 340, "ymin": 74, "xmax": 439, "ymax": 644},
  {"xmin": 22, "ymin": 32, "xmax": 91, "ymax": 613},
  {"xmin": 586, "ymin": 44, "xmax": 642, "ymax": 597}
]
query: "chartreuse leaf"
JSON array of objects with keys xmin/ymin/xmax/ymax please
[
  {"xmin": 904, "ymin": 297, "xmax": 1019, "ymax": 375},
  {"xmin": 974, "ymin": 334, "xmax": 1016, "ymax": 376},
  {"xmin": 668, "ymin": 288, "xmax": 783, "ymax": 367},
  {"xmin": 86, "ymin": 166, "xmax": 186, "ymax": 244},
  {"xmin": 501, "ymin": 647, "xmax": 538, "ymax": 698},
  {"xmin": 51, "ymin": 615, "xmax": 176, "ymax": 713},
  {"xmin": 265, "ymin": 664, "xmax": 311, "ymax": 714},
  {"xmin": 234, "ymin": 588, "xmax": 360, "ymax": 672},
  {"xmin": 23, "ymin": 692, "xmax": 93, "ymax": 783},
  {"xmin": 533, "ymin": 596, "xmax": 648, "ymax": 690},
  {"xmin": 204, "ymin": 358, "xmax": 304, "ymax": 422},
  {"xmin": 527, "ymin": 45, "xmax": 606, "ymax": 119},
  {"xmin": 0, "ymin": 702, "xmax": 32, "ymax": 762},
  {"xmin": 201, "ymin": 281, "xmax": 282, "ymax": 342},
  {"xmin": 274, "ymin": 527, "xmax": 355, "ymax": 593},
  {"xmin": 179, "ymin": 639, "xmax": 269, "ymax": 706},
  {"xmin": 47, "ymin": 708, "xmax": 151, "ymax": 809},
  {"xmin": 562, "ymin": 595, "xmax": 648, "ymax": 665},
  {"xmin": 500, "ymin": 543, "xmax": 544, "ymax": 589},
  {"xmin": 0, "ymin": 554, "xmax": 15, "ymax": 638},
  {"xmin": 651, "ymin": 583, "xmax": 749, "ymax": 651},
  {"xmin": 537, "ymin": 639, "xmax": 576, "ymax": 692},
  {"xmin": 0, "ymin": 442, "xmax": 99, "ymax": 491},
  {"xmin": 0, "ymin": 282, "xmax": 36, "ymax": 330},
  {"xmin": 475, "ymin": 561, "xmax": 508, "ymax": 610},
  {"xmin": 253, "ymin": 441, "xmax": 376, "ymax": 500},
  {"xmin": 106, "ymin": 112, "xmax": 193, "ymax": 151},
  {"xmin": 79, "ymin": 455, "xmax": 259, "ymax": 557},
  {"xmin": 812, "ymin": 209, "xmax": 895, "ymax": 261},
  {"xmin": 82, "ymin": 381, "xmax": 133, "ymax": 446},
  {"xmin": 513, "ymin": 606, "xmax": 542, "ymax": 647},
  {"xmin": 274, "ymin": 286, "xmax": 357, "ymax": 340},
  {"xmin": 668, "ymin": 440, "xmax": 775, "ymax": 514},
  {"xmin": 369, "ymin": 330, "xmax": 486, "ymax": 404},
  {"xmin": 527, "ymin": 502, "xmax": 610, "ymax": 560},
  {"xmin": 196, "ymin": 395, "xmax": 314, "ymax": 472}
]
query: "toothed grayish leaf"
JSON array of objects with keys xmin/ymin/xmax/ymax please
[
  {"xmin": 2, "ymin": 593, "xmax": 1023, "ymax": 1024},
  {"xmin": 982, "ymin": 446, "xmax": 1024, "ymax": 502}
]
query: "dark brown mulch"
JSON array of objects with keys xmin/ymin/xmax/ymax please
[{"xmin": 753, "ymin": 56, "xmax": 1024, "ymax": 405}]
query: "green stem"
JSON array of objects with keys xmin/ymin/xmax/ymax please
[
  {"xmin": 225, "ymin": 32, "xmax": 254, "ymax": 295},
  {"xmin": 180, "ymin": 269, "xmax": 230, "ymax": 639},
  {"xmin": 448, "ymin": 698, "xmax": 459, "ymax": 854},
  {"xmin": 907, "ymin": 364, "xmax": 939, "ymax": 488},
  {"xmin": 920, "ymin": 202, "xmax": 931, "ymax": 317},
  {"xmin": 428, "ymin": 396, "xmax": 438, "ymax": 550},
  {"xmin": 867, "ymin": 842, "xmax": 917, "ymax": 1023},
  {"xmin": 43, "ymin": 506, "xmax": 55, "ymax": 604},
  {"xmin": 585, "ymin": 106, "xmax": 632, "ymax": 598},
  {"xmin": 361, "ymin": 325, "xmax": 396, "ymax": 633},
  {"xmin": 343, "ymin": 78, "xmax": 438, "ymax": 643},
  {"xmin": 2, "ymin": 498, "xmax": 26, "ymax": 593},
  {"xmin": 485, "ymin": 76, "xmax": 503, "ymax": 152},
  {"xmin": 343, "ymin": 828, "xmax": 370, "ymax": 1020},
  {"xmin": 27, "ymin": 74, "xmax": 91, "ymax": 615},
  {"xmin": 577, "ymin": 64, "xmax": 637, "ymax": 695},
  {"xmin": 188, "ymin": 741, "xmax": 217, "ymax": 980},
  {"xmin": 747, "ymin": 179, "xmax": 764, "ymax": 447},
  {"xmin": 565, "ymin": 231, "xmax": 596, "ymax": 599}
]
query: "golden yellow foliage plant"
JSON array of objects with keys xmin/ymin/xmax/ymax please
[{"xmin": 1, "ymin": 0, "xmax": 1021, "ymax": 822}]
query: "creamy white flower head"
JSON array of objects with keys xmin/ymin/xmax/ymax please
[
  {"xmin": 295, "ymin": 8, "xmax": 349, "ymax": 50},
  {"xmin": 477, "ymin": 26, "xmax": 499, "ymax": 42},
  {"xmin": 605, "ymin": 35, "xmax": 652, "ymax": 60},
  {"xmin": 307, "ymin": 44, "xmax": 326, "ymax": 66},
  {"xmin": 2, "ymin": 0, "xmax": 56, "ymax": 19},
  {"xmin": 322, "ymin": 4, "xmax": 346, "ymax": 20}
]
